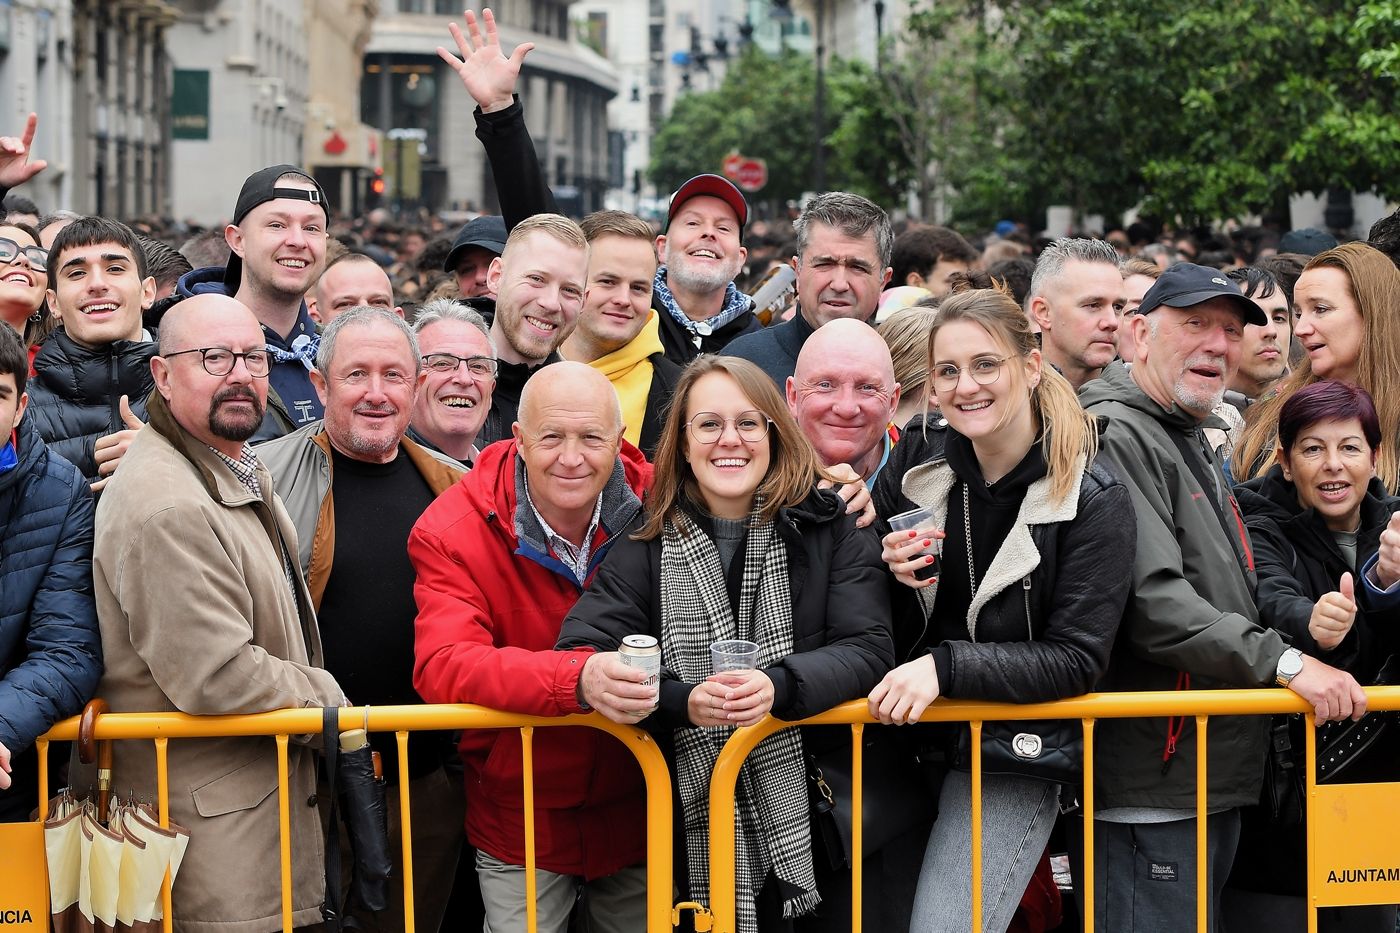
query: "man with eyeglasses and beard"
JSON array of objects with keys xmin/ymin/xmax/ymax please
[{"xmin": 90, "ymin": 293, "xmax": 348, "ymax": 933}]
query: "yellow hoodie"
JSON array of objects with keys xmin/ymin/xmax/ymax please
[{"xmin": 589, "ymin": 311, "xmax": 664, "ymax": 449}]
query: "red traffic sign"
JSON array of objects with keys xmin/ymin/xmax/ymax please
[
  {"xmin": 735, "ymin": 158, "xmax": 767, "ymax": 192},
  {"xmin": 722, "ymin": 152, "xmax": 744, "ymax": 181}
]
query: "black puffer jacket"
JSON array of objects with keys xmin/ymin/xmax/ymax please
[
  {"xmin": 464, "ymin": 299, "xmax": 560, "ymax": 449},
  {"xmin": 898, "ymin": 450, "xmax": 1135, "ymax": 703},
  {"xmin": 26, "ymin": 329, "xmax": 155, "ymax": 484},
  {"xmin": 1234, "ymin": 465, "xmax": 1400, "ymax": 679},
  {"xmin": 556, "ymin": 486, "xmax": 895, "ymax": 726}
]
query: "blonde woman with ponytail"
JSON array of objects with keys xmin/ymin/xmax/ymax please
[{"xmin": 867, "ymin": 285, "xmax": 1136, "ymax": 933}]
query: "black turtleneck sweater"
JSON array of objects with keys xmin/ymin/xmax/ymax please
[{"xmin": 929, "ymin": 429, "xmax": 1049, "ymax": 687}]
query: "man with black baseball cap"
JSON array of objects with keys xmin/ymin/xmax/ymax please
[
  {"xmin": 651, "ymin": 173, "xmax": 761, "ymax": 364},
  {"xmin": 175, "ymin": 164, "xmax": 330, "ymax": 441},
  {"xmin": 1078, "ymin": 266, "xmax": 1363, "ymax": 932},
  {"xmin": 443, "ymin": 215, "xmax": 508, "ymax": 299}
]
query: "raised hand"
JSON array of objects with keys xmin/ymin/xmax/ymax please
[
  {"xmin": 0, "ymin": 113, "xmax": 47, "ymax": 190},
  {"xmin": 1309, "ymin": 572, "xmax": 1357, "ymax": 651},
  {"xmin": 437, "ymin": 9, "xmax": 534, "ymax": 114}
]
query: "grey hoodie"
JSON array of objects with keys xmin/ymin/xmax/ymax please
[{"xmin": 1079, "ymin": 362, "xmax": 1287, "ymax": 810}]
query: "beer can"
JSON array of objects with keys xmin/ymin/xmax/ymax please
[{"xmin": 619, "ymin": 634, "xmax": 661, "ymax": 687}]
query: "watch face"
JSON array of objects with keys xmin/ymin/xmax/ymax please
[{"xmin": 1281, "ymin": 650, "xmax": 1303, "ymax": 677}]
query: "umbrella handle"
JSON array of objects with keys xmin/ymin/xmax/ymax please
[{"xmin": 78, "ymin": 699, "xmax": 113, "ymax": 823}]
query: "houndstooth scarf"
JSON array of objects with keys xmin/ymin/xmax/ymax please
[{"xmin": 660, "ymin": 501, "xmax": 820, "ymax": 933}]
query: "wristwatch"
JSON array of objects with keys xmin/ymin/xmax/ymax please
[{"xmin": 1275, "ymin": 647, "xmax": 1305, "ymax": 687}]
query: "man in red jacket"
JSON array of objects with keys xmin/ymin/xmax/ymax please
[{"xmin": 410, "ymin": 360, "xmax": 656, "ymax": 932}]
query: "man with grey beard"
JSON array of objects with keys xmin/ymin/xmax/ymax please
[
  {"xmin": 258, "ymin": 306, "xmax": 467, "ymax": 932},
  {"xmin": 1078, "ymin": 264, "xmax": 1365, "ymax": 932},
  {"xmin": 652, "ymin": 174, "xmax": 762, "ymax": 364}
]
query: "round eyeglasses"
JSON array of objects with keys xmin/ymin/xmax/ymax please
[
  {"xmin": 422, "ymin": 353, "xmax": 499, "ymax": 379},
  {"xmin": 931, "ymin": 356, "xmax": 1009, "ymax": 393},
  {"xmin": 685, "ymin": 410, "xmax": 773, "ymax": 444},
  {"xmin": 0, "ymin": 236, "xmax": 47, "ymax": 272},
  {"xmin": 164, "ymin": 347, "xmax": 272, "ymax": 377}
]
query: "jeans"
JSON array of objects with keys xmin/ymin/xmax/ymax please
[
  {"xmin": 475, "ymin": 852, "xmax": 647, "ymax": 933},
  {"xmin": 1093, "ymin": 810, "xmax": 1242, "ymax": 933},
  {"xmin": 910, "ymin": 770, "xmax": 1060, "ymax": 933}
]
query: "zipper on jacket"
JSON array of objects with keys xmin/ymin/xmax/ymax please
[
  {"xmin": 1022, "ymin": 576, "xmax": 1033, "ymax": 640},
  {"xmin": 108, "ymin": 352, "xmax": 122, "ymax": 430}
]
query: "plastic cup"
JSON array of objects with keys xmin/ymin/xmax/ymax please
[
  {"xmin": 711, "ymin": 639, "xmax": 760, "ymax": 674},
  {"xmin": 888, "ymin": 505, "xmax": 941, "ymax": 582}
]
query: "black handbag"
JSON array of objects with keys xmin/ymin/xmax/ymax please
[
  {"xmin": 1316, "ymin": 654, "xmax": 1400, "ymax": 783},
  {"xmin": 953, "ymin": 719, "xmax": 1082, "ymax": 787},
  {"xmin": 807, "ymin": 727, "xmax": 941, "ymax": 871},
  {"xmin": 322, "ymin": 707, "xmax": 393, "ymax": 928}
]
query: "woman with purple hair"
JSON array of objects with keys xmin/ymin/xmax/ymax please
[{"xmin": 1228, "ymin": 379, "xmax": 1400, "ymax": 933}]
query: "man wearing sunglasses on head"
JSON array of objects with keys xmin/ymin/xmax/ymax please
[{"xmin": 26, "ymin": 216, "xmax": 157, "ymax": 492}]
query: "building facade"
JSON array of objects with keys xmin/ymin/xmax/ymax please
[
  {"xmin": 303, "ymin": 0, "xmax": 382, "ymax": 219},
  {"xmin": 0, "ymin": 0, "xmax": 178, "ymax": 219},
  {"xmin": 165, "ymin": 0, "xmax": 311, "ymax": 226},
  {"xmin": 364, "ymin": 0, "xmax": 618, "ymax": 216}
]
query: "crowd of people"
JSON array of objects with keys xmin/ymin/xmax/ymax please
[{"xmin": 4, "ymin": 9, "xmax": 1400, "ymax": 933}]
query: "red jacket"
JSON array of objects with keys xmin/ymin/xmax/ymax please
[{"xmin": 410, "ymin": 438, "xmax": 653, "ymax": 878}]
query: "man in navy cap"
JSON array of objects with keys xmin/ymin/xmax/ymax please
[
  {"xmin": 1078, "ymin": 264, "xmax": 1365, "ymax": 932},
  {"xmin": 175, "ymin": 165, "xmax": 330, "ymax": 441},
  {"xmin": 443, "ymin": 215, "xmax": 507, "ymax": 299}
]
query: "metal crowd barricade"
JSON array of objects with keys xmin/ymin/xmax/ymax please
[
  {"xmin": 706, "ymin": 686, "xmax": 1400, "ymax": 933},
  {"xmin": 36, "ymin": 704, "xmax": 675, "ymax": 933}
]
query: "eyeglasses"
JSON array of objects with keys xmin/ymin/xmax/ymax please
[
  {"xmin": 686, "ymin": 410, "xmax": 773, "ymax": 444},
  {"xmin": 931, "ymin": 356, "xmax": 1010, "ymax": 392},
  {"xmin": 164, "ymin": 347, "xmax": 272, "ymax": 377},
  {"xmin": 0, "ymin": 237, "xmax": 47, "ymax": 272},
  {"xmin": 422, "ymin": 353, "xmax": 499, "ymax": 379}
]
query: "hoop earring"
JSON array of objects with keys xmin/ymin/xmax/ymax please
[{"xmin": 28, "ymin": 310, "xmax": 42, "ymax": 323}]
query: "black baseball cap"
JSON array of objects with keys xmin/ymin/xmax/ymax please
[
  {"xmin": 226, "ymin": 164, "xmax": 329, "ymax": 291},
  {"xmin": 444, "ymin": 215, "xmax": 509, "ymax": 273},
  {"xmin": 667, "ymin": 174, "xmax": 748, "ymax": 232},
  {"xmin": 1138, "ymin": 262, "xmax": 1267, "ymax": 326}
]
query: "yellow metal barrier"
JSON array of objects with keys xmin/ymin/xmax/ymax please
[
  {"xmin": 35, "ymin": 705, "xmax": 675, "ymax": 933},
  {"xmin": 706, "ymin": 686, "xmax": 1400, "ymax": 933}
]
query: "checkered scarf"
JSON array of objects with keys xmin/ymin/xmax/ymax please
[
  {"xmin": 652, "ymin": 268, "xmax": 753, "ymax": 343},
  {"xmin": 660, "ymin": 501, "xmax": 820, "ymax": 933}
]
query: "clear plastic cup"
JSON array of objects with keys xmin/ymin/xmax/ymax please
[
  {"xmin": 888, "ymin": 505, "xmax": 941, "ymax": 582},
  {"xmin": 710, "ymin": 639, "xmax": 760, "ymax": 673}
]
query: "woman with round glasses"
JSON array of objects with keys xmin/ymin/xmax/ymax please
[
  {"xmin": 867, "ymin": 285, "xmax": 1134, "ymax": 933},
  {"xmin": 0, "ymin": 220, "xmax": 52, "ymax": 353},
  {"xmin": 558, "ymin": 355, "xmax": 894, "ymax": 932}
]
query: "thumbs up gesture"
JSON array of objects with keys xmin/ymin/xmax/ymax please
[
  {"xmin": 91, "ymin": 395, "xmax": 145, "ymax": 493},
  {"xmin": 1309, "ymin": 572, "xmax": 1358, "ymax": 651},
  {"xmin": 1374, "ymin": 512, "xmax": 1400, "ymax": 590}
]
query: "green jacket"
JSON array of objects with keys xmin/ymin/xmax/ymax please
[{"xmin": 1079, "ymin": 362, "xmax": 1287, "ymax": 810}]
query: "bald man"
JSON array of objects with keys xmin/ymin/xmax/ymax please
[
  {"xmin": 788, "ymin": 318, "xmax": 902, "ymax": 485},
  {"xmin": 91, "ymin": 293, "xmax": 346, "ymax": 930},
  {"xmin": 410, "ymin": 361, "xmax": 653, "ymax": 932}
]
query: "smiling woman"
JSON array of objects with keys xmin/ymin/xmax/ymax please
[
  {"xmin": 557, "ymin": 355, "xmax": 895, "ymax": 933},
  {"xmin": 0, "ymin": 221, "xmax": 49, "ymax": 346},
  {"xmin": 1230, "ymin": 380, "xmax": 1400, "ymax": 931}
]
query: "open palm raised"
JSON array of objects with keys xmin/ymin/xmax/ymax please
[{"xmin": 437, "ymin": 9, "xmax": 535, "ymax": 115}]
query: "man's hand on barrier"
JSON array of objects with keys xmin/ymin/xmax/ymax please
[
  {"xmin": 0, "ymin": 741, "xmax": 10, "ymax": 790},
  {"xmin": 868, "ymin": 654, "xmax": 940, "ymax": 725},
  {"xmin": 438, "ymin": 8, "xmax": 534, "ymax": 115},
  {"xmin": 1288, "ymin": 655, "xmax": 1367, "ymax": 723},
  {"xmin": 1375, "ymin": 512, "xmax": 1400, "ymax": 589},
  {"xmin": 819, "ymin": 463, "xmax": 876, "ymax": 529},
  {"xmin": 579, "ymin": 651, "xmax": 657, "ymax": 723},
  {"xmin": 1310, "ymin": 573, "xmax": 1357, "ymax": 651}
]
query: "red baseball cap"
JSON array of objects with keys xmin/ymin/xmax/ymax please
[{"xmin": 667, "ymin": 174, "xmax": 748, "ymax": 232}]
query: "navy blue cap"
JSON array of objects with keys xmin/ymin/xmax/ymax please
[
  {"xmin": 1138, "ymin": 262, "xmax": 1267, "ymax": 326},
  {"xmin": 444, "ymin": 215, "xmax": 508, "ymax": 273}
]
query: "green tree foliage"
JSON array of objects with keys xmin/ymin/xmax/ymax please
[{"xmin": 649, "ymin": 48, "xmax": 915, "ymax": 205}]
